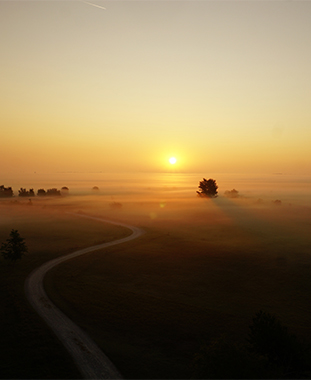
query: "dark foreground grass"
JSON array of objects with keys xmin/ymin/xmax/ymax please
[{"xmin": 0, "ymin": 202, "xmax": 129, "ymax": 379}]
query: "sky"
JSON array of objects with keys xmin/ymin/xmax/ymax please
[{"xmin": 1, "ymin": 0, "xmax": 311, "ymax": 176}]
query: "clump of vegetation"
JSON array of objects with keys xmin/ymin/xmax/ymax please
[
  {"xmin": 0, "ymin": 186, "xmax": 64, "ymax": 198},
  {"xmin": 197, "ymin": 178, "xmax": 218, "ymax": 198},
  {"xmin": 224, "ymin": 188, "xmax": 239, "ymax": 198},
  {"xmin": 18, "ymin": 188, "xmax": 35, "ymax": 197},
  {"xmin": 0, "ymin": 229, "xmax": 28, "ymax": 262},
  {"xmin": 192, "ymin": 310, "xmax": 311, "ymax": 379},
  {"xmin": 37, "ymin": 189, "xmax": 46, "ymax": 196},
  {"xmin": 37, "ymin": 188, "xmax": 61, "ymax": 196},
  {"xmin": 0, "ymin": 185, "xmax": 13, "ymax": 197},
  {"xmin": 47, "ymin": 188, "xmax": 61, "ymax": 196},
  {"xmin": 248, "ymin": 310, "xmax": 310, "ymax": 378}
]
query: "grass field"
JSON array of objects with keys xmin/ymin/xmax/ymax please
[
  {"xmin": 1, "ymin": 192, "xmax": 311, "ymax": 378},
  {"xmin": 0, "ymin": 199, "xmax": 129, "ymax": 379}
]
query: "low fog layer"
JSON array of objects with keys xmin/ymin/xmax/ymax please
[{"xmin": 1, "ymin": 173, "xmax": 310, "ymax": 257}]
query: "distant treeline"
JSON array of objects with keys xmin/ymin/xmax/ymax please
[{"xmin": 0, "ymin": 185, "xmax": 68, "ymax": 198}]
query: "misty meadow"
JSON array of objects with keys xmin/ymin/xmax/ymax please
[{"xmin": 1, "ymin": 173, "xmax": 311, "ymax": 378}]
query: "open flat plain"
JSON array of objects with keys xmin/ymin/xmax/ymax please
[{"xmin": 1, "ymin": 177, "xmax": 311, "ymax": 378}]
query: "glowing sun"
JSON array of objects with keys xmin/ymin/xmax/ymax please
[{"xmin": 169, "ymin": 157, "xmax": 177, "ymax": 165}]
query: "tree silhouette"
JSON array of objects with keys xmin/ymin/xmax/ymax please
[
  {"xmin": 37, "ymin": 189, "xmax": 46, "ymax": 196},
  {"xmin": 46, "ymin": 188, "xmax": 61, "ymax": 196},
  {"xmin": 1, "ymin": 229, "xmax": 28, "ymax": 261},
  {"xmin": 0, "ymin": 185, "xmax": 13, "ymax": 197},
  {"xmin": 197, "ymin": 178, "xmax": 218, "ymax": 198},
  {"xmin": 18, "ymin": 188, "xmax": 35, "ymax": 197},
  {"xmin": 192, "ymin": 311, "xmax": 311, "ymax": 379},
  {"xmin": 248, "ymin": 310, "xmax": 309, "ymax": 377}
]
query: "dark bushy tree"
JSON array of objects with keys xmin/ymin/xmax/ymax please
[
  {"xmin": 1, "ymin": 229, "xmax": 28, "ymax": 261},
  {"xmin": 248, "ymin": 310, "xmax": 310, "ymax": 378},
  {"xmin": 18, "ymin": 188, "xmax": 27, "ymax": 197},
  {"xmin": 191, "ymin": 311, "xmax": 311, "ymax": 379},
  {"xmin": 37, "ymin": 188, "xmax": 61, "ymax": 196},
  {"xmin": 37, "ymin": 189, "xmax": 46, "ymax": 196},
  {"xmin": 0, "ymin": 185, "xmax": 13, "ymax": 197},
  {"xmin": 46, "ymin": 188, "xmax": 61, "ymax": 196},
  {"xmin": 18, "ymin": 188, "xmax": 35, "ymax": 197},
  {"xmin": 197, "ymin": 178, "xmax": 218, "ymax": 198}
]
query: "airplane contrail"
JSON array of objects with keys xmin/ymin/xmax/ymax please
[{"xmin": 81, "ymin": 1, "xmax": 106, "ymax": 10}]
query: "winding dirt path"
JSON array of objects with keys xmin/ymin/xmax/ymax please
[{"xmin": 25, "ymin": 213, "xmax": 144, "ymax": 379}]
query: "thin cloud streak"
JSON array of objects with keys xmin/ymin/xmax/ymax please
[{"xmin": 81, "ymin": 1, "xmax": 106, "ymax": 10}]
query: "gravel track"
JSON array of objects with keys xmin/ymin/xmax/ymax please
[{"xmin": 25, "ymin": 212, "xmax": 144, "ymax": 379}]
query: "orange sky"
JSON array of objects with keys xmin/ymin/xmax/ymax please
[{"xmin": 1, "ymin": 1, "xmax": 311, "ymax": 176}]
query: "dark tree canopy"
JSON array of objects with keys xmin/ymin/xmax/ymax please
[
  {"xmin": 197, "ymin": 178, "xmax": 218, "ymax": 198},
  {"xmin": 0, "ymin": 185, "xmax": 13, "ymax": 197},
  {"xmin": 1, "ymin": 229, "xmax": 28, "ymax": 261},
  {"xmin": 192, "ymin": 310, "xmax": 311, "ymax": 379},
  {"xmin": 37, "ymin": 189, "xmax": 46, "ymax": 196},
  {"xmin": 46, "ymin": 188, "xmax": 61, "ymax": 196},
  {"xmin": 18, "ymin": 188, "xmax": 35, "ymax": 197},
  {"xmin": 248, "ymin": 310, "xmax": 309, "ymax": 376},
  {"xmin": 37, "ymin": 188, "xmax": 61, "ymax": 196}
]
